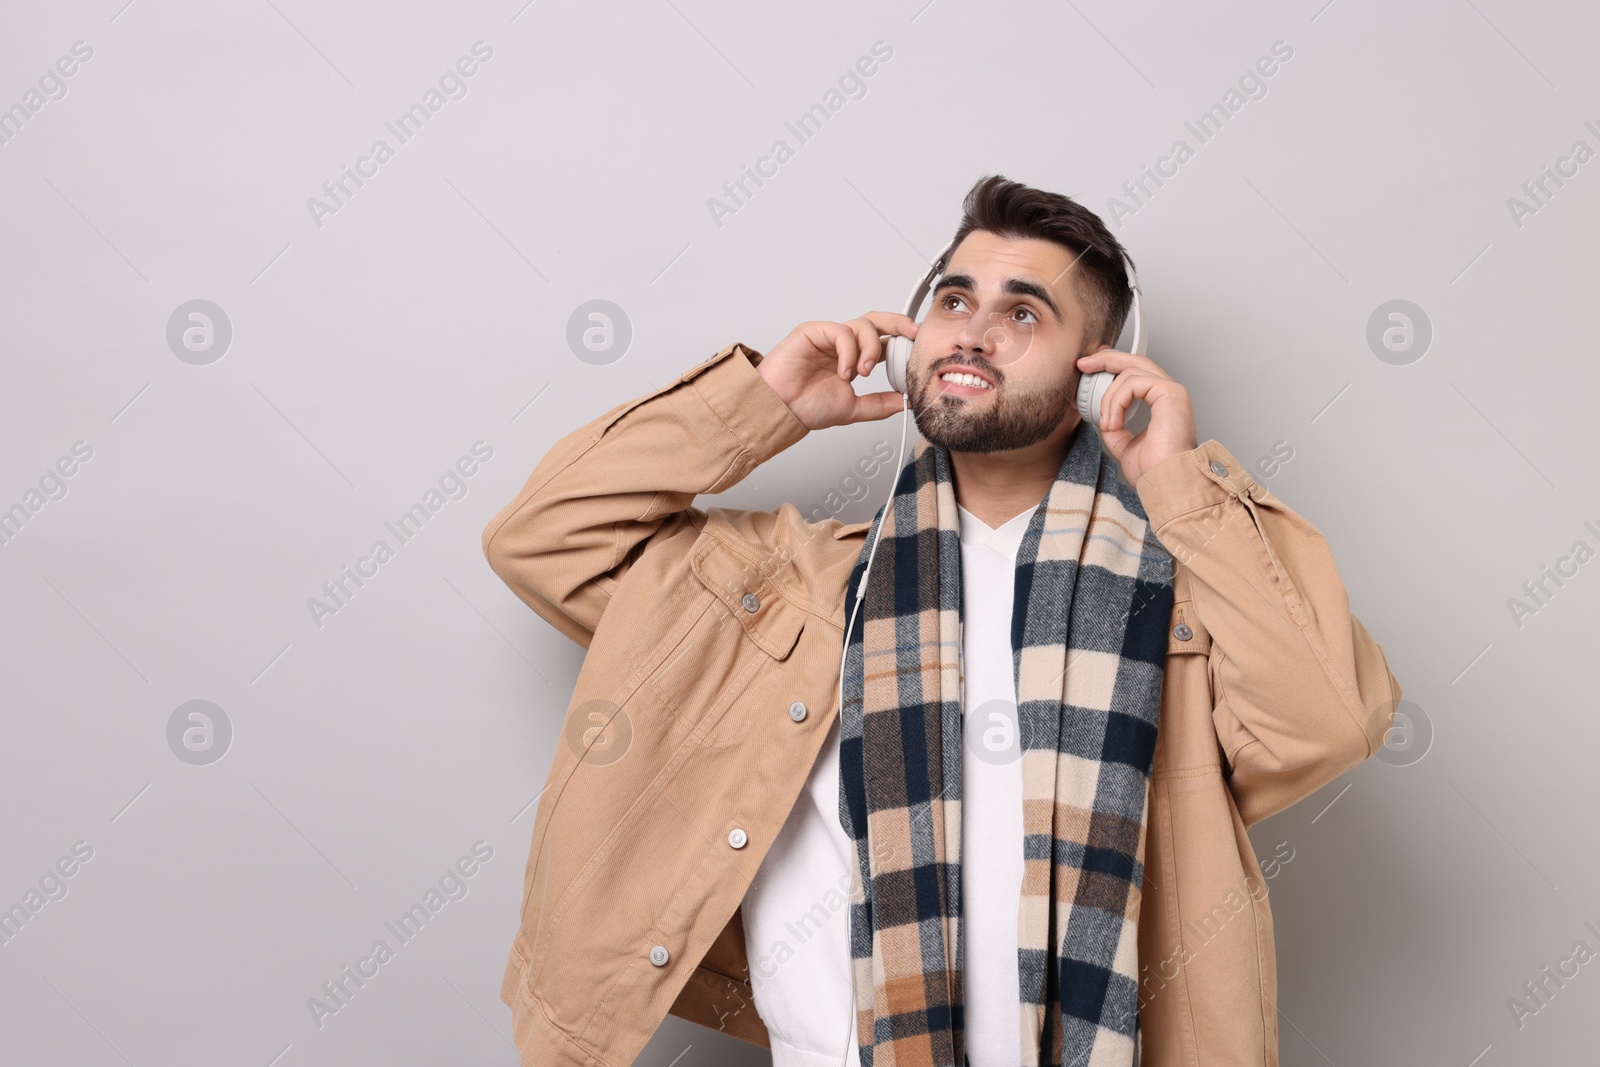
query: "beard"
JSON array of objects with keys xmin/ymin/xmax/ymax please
[{"xmin": 908, "ymin": 357, "xmax": 1078, "ymax": 454}]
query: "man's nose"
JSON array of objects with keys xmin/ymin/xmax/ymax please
[
  {"xmin": 954, "ymin": 312, "xmax": 991, "ymax": 353},
  {"xmin": 959, "ymin": 309, "xmax": 1023, "ymax": 365}
]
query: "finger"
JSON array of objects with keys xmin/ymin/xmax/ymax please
[
  {"xmin": 847, "ymin": 389, "xmax": 908, "ymax": 424},
  {"xmin": 1098, "ymin": 422, "xmax": 1135, "ymax": 465},
  {"xmin": 1103, "ymin": 372, "xmax": 1163, "ymax": 432},
  {"xmin": 859, "ymin": 310, "xmax": 919, "ymax": 341},
  {"xmin": 1100, "ymin": 371, "xmax": 1146, "ymax": 432},
  {"xmin": 848, "ymin": 318, "xmax": 886, "ymax": 377},
  {"xmin": 823, "ymin": 322, "xmax": 859, "ymax": 380},
  {"xmin": 1078, "ymin": 348, "xmax": 1171, "ymax": 380}
]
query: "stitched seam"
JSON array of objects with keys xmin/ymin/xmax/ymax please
[
  {"xmin": 1224, "ymin": 496, "xmax": 1372, "ymax": 759},
  {"xmin": 578, "ymin": 845, "xmax": 723, "ymax": 1051},
  {"xmin": 505, "ymin": 944, "xmax": 611, "ymax": 1065},
  {"xmin": 559, "ymin": 625, "xmax": 765, "ymax": 943},
  {"xmin": 481, "ymin": 384, "xmax": 666, "ymax": 551},
  {"xmin": 534, "ymin": 993, "xmax": 607, "ymax": 1066},
  {"xmin": 1246, "ymin": 869, "xmax": 1272, "ymax": 1061},
  {"xmin": 521, "ymin": 591, "xmax": 712, "ymax": 926},
  {"xmin": 1153, "ymin": 765, "xmax": 1221, "ymax": 781},
  {"xmin": 1157, "ymin": 783, "xmax": 1203, "ymax": 1067},
  {"xmin": 691, "ymin": 960, "xmax": 752, "ymax": 987},
  {"xmin": 537, "ymin": 647, "xmax": 759, "ymax": 1050},
  {"xmin": 1148, "ymin": 494, "xmax": 1236, "ymax": 533},
  {"xmin": 701, "ymin": 524, "xmax": 817, "ymax": 618},
  {"xmin": 1230, "ymin": 739, "xmax": 1268, "ymax": 827},
  {"xmin": 536, "ymin": 601, "xmax": 722, "ymax": 949},
  {"xmin": 664, "ymin": 371, "xmax": 767, "ymax": 494},
  {"xmin": 480, "ymin": 435, "xmax": 604, "ymax": 551}
]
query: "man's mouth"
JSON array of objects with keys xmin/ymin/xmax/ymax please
[{"xmin": 936, "ymin": 367, "xmax": 995, "ymax": 393}]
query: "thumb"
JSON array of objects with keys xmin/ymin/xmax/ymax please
[
  {"xmin": 1099, "ymin": 425, "xmax": 1134, "ymax": 465},
  {"xmin": 847, "ymin": 390, "xmax": 907, "ymax": 424}
]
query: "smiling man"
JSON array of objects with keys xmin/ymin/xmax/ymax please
[{"xmin": 482, "ymin": 174, "xmax": 1402, "ymax": 1067}]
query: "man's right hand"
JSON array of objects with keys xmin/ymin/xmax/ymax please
[{"xmin": 755, "ymin": 311, "xmax": 916, "ymax": 430}]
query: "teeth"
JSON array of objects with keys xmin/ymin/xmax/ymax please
[{"xmin": 939, "ymin": 372, "xmax": 991, "ymax": 390}]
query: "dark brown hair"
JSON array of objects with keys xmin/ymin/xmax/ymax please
[{"xmin": 943, "ymin": 174, "xmax": 1133, "ymax": 350}]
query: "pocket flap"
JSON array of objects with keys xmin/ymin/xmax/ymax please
[{"xmin": 690, "ymin": 536, "xmax": 806, "ymax": 660}]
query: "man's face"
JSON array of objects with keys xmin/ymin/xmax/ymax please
[{"xmin": 905, "ymin": 230, "xmax": 1096, "ymax": 453}]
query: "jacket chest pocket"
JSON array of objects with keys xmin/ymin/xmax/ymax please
[
  {"xmin": 1162, "ymin": 585, "xmax": 1265, "ymax": 771},
  {"xmin": 689, "ymin": 535, "xmax": 806, "ymax": 661},
  {"xmin": 1154, "ymin": 586, "xmax": 1221, "ymax": 777},
  {"xmin": 637, "ymin": 535, "xmax": 809, "ymax": 751}
]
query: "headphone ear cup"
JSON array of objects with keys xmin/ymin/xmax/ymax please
[
  {"xmin": 1076, "ymin": 369, "xmax": 1115, "ymax": 427},
  {"xmin": 884, "ymin": 335, "xmax": 912, "ymax": 393}
]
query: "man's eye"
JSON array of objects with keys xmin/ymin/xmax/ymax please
[
  {"xmin": 1013, "ymin": 306, "xmax": 1038, "ymax": 324},
  {"xmin": 940, "ymin": 294, "xmax": 968, "ymax": 312}
]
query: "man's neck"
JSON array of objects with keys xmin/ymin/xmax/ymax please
[{"xmin": 948, "ymin": 415, "xmax": 1083, "ymax": 529}]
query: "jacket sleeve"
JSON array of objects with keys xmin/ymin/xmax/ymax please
[
  {"xmin": 481, "ymin": 341, "xmax": 810, "ymax": 649},
  {"xmin": 1134, "ymin": 439, "xmax": 1402, "ymax": 827}
]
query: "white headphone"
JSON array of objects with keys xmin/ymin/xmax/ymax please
[
  {"xmin": 833, "ymin": 238, "xmax": 1147, "ymax": 1065},
  {"xmin": 882, "ymin": 237, "xmax": 1146, "ymax": 422}
]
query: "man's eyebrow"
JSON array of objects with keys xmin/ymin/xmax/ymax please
[
  {"xmin": 1002, "ymin": 277, "xmax": 1062, "ymax": 323},
  {"xmin": 930, "ymin": 273, "xmax": 977, "ymax": 300},
  {"xmin": 931, "ymin": 272, "xmax": 1063, "ymax": 324}
]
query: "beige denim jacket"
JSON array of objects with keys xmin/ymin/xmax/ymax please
[{"xmin": 480, "ymin": 341, "xmax": 1402, "ymax": 1066}]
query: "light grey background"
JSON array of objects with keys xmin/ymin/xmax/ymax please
[{"xmin": 2, "ymin": 0, "xmax": 1595, "ymax": 1064}]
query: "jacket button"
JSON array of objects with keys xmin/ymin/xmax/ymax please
[
  {"xmin": 1173, "ymin": 623, "xmax": 1193, "ymax": 641},
  {"xmin": 741, "ymin": 592, "xmax": 760, "ymax": 612},
  {"xmin": 649, "ymin": 945, "xmax": 669, "ymax": 966},
  {"xmin": 728, "ymin": 828, "xmax": 748, "ymax": 849},
  {"xmin": 788, "ymin": 700, "xmax": 807, "ymax": 722},
  {"xmin": 1209, "ymin": 460, "xmax": 1228, "ymax": 477}
]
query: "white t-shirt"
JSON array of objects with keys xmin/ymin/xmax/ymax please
[{"xmin": 739, "ymin": 502, "xmax": 1037, "ymax": 1067}]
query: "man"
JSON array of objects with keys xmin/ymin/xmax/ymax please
[{"xmin": 481, "ymin": 174, "xmax": 1401, "ymax": 1067}]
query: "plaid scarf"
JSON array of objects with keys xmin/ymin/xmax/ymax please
[{"xmin": 837, "ymin": 420, "xmax": 1174, "ymax": 1067}]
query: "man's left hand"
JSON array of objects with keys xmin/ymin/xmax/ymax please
[{"xmin": 1075, "ymin": 344, "xmax": 1199, "ymax": 488}]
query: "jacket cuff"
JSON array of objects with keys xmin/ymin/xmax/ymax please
[
  {"xmin": 1134, "ymin": 439, "xmax": 1259, "ymax": 531},
  {"xmin": 680, "ymin": 341, "xmax": 810, "ymax": 470}
]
